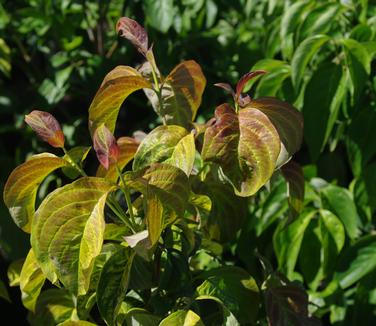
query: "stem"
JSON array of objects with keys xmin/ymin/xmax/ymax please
[
  {"xmin": 62, "ymin": 147, "xmax": 87, "ymax": 177},
  {"xmin": 115, "ymin": 164, "xmax": 136, "ymax": 226},
  {"xmin": 107, "ymin": 196, "xmax": 135, "ymax": 232},
  {"xmin": 150, "ymin": 60, "xmax": 166, "ymax": 125}
]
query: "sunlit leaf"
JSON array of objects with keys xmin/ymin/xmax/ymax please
[
  {"xmin": 88, "ymin": 66, "xmax": 151, "ymax": 134},
  {"xmin": 144, "ymin": 0, "xmax": 174, "ymax": 33},
  {"xmin": 93, "ymin": 124, "xmax": 120, "ymax": 170},
  {"xmin": 20, "ymin": 249, "xmax": 45, "ymax": 311},
  {"xmin": 25, "ymin": 110, "xmax": 65, "ymax": 148},
  {"xmin": 7, "ymin": 258, "xmax": 24, "ymax": 287},
  {"xmin": 3, "ymin": 153, "xmax": 69, "ymax": 232},
  {"xmin": 159, "ymin": 310, "xmax": 204, "ymax": 326},
  {"xmin": 31, "ymin": 177, "xmax": 115, "ymax": 295},
  {"xmin": 58, "ymin": 321, "xmax": 97, "ymax": 326},
  {"xmin": 97, "ymin": 246, "xmax": 135, "ymax": 326},
  {"xmin": 62, "ymin": 146, "xmax": 91, "ymax": 179},
  {"xmin": 145, "ymin": 188, "xmax": 164, "ymax": 247},
  {"xmin": 202, "ymin": 103, "xmax": 280, "ymax": 197}
]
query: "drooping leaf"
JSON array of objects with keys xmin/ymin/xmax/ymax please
[
  {"xmin": 202, "ymin": 103, "xmax": 280, "ymax": 197},
  {"xmin": 281, "ymin": 160, "xmax": 305, "ymax": 216},
  {"xmin": 133, "ymin": 125, "xmax": 188, "ymax": 171},
  {"xmin": 145, "ymin": 188, "xmax": 164, "ymax": 247},
  {"xmin": 320, "ymin": 184, "xmax": 361, "ymax": 240},
  {"xmin": 7, "ymin": 258, "xmax": 24, "ymax": 287},
  {"xmin": 159, "ymin": 310, "xmax": 204, "ymax": 326},
  {"xmin": 93, "ymin": 124, "xmax": 120, "ymax": 170},
  {"xmin": 335, "ymin": 235, "xmax": 376, "ymax": 288},
  {"xmin": 144, "ymin": 0, "xmax": 174, "ymax": 33},
  {"xmin": 97, "ymin": 137, "xmax": 139, "ymax": 181},
  {"xmin": 303, "ymin": 62, "xmax": 347, "ymax": 160},
  {"xmin": 291, "ymin": 34, "xmax": 330, "ymax": 88},
  {"xmin": 196, "ymin": 266, "xmax": 259, "ymax": 323},
  {"xmin": 116, "ymin": 17, "xmax": 148, "ymax": 55},
  {"xmin": 274, "ymin": 210, "xmax": 317, "ymax": 278},
  {"xmin": 151, "ymin": 60, "xmax": 206, "ymax": 128},
  {"xmin": 20, "ymin": 249, "xmax": 45, "ymax": 311},
  {"xmin": 30, "ymin": 289, "xmax": 75, "ymax": 326},
  {"xmin": 97, "ymin": 246, "xmax": 135, "ymax": 326},
  {"xmin": 88, "ymin": 66, "xmax": 151, "ymax": 134},
  {"xmin": 62, "ymin": 146, "xmax": 91, "ymax": 179},
  {"xmin": 235, "ymin": 70, "xmax": 266, "ymax": 102},
  {"xmin": 25, "ymin": 110, "xmax": 65, "ymax": 148},
  {"xmin": 31, "ymin": 177, "xmax": 115, "ymax": 295},
  {"xmin": 249, "ymin": 97, "xmax": 303, "ymax": 166},
  {"xmin": 3, "ymin": 153, "xmax": 69, "ymax": 232}
]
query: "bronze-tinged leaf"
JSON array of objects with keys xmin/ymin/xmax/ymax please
[
  {"xmin": 235, "ymin": 70, "xmax": 266, "ymax": 101},
  {"xmin": 116, "ymin": 17, "xmax": 148, "ymax": 55},
  {"xmin": 281, "ymin": 160, "xmax": 305, "ymax": 217},
  {"xmin": 3, "ymin": 153, "xmax": 69, "ymax": 232},
  {"xmin": 249, "ymin": 97, "xmax": 303, "ymax": 167},
  {"xmin": 25, "ymin": 110, "xmax": 65, "ymax": 148},
  {"xmin": 93, "ymin": 124, "xmax": 120, "ymax": 170},
  {"xmin": 97, "ymin": 137, "xmax": 139, "ymax": 181},
  {"xmin": 202, "ymin": 104, "xmax": 280, "ymax": 197},
  {"xmin": 145, "ymin": 187, "xmax": 164, "ymax": 247},
  {"xmin": 161, "ymin": 60, "xmax": 206, "ymax": 128},
  {"xmin": 88, "ymin": 66, "xmax": 151, "ymax": 134},
  {"xmin": 214, "ymin": 83, "xmax": 235, "ymax": 96}
]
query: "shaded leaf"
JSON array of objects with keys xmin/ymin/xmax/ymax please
[
  {"xmin": 93, "ymin": 124, "xmax": 120, "ymax": 170},
  {"xmin": 116, "ymin": 17, "xmax": 148, "ymax": 55},
  {"xmin": 3, "ymin": 153, "xmax": 68, "ymax": 232},
  {"xmin": 146, "ymin": 188, "xmax": 164, "ymax": 247},
  {"xmin": 31, "ymin": 177, "xmax": 115, "ymax": 295},
  {"xmin": 7, "ymin": 258, "xmax": 24, "ymax": 287},
  {"xmin": 62, "ymin": 146, "xmax": 91, "ymax": 179},
  {"xmin": 144, "ymin": 0, "xmax": 174, "ymax": 33},
  {"xmin": 0, "ymin": 279, "xmax": 10, "ymax": 302},
  {"xmin": 202, "ymin": 103, "xmax": 280, "ymax": 197}
]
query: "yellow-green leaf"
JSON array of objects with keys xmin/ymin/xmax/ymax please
[
  {"xmin": 146, "ymin": 187, "xmax": 164, "ymax": 247},
  {"xmin": 159, "ymin": 310, "xmax": 204, "ymax": 326},
  {"xmin": 88, "ymin": 66, "xmax": 151, "ymax": 134},
  {"xmin": 58, "ymin": 321, "xmax": 97, "ymax": 326},
  {"xmin": 166, "ymin": 133, "xmax": 196, "ymax": 176},
  {"xmin": 20, "ymin": 249, "xmax": 45, "ymax": 311},
  {"xmin": 202, "ymin": 104, "xmax": 281, "ymax": 197},
  {"xmin": 31, "ymin": 177, "xmax": 115, "ymax": 295},
  {"xmin": 3, "ymin": 153, "xmax": 69, "ymax": 232},
  {"xmin": 7, "ymin": 258, "xmax": 24, "ymax": 287},
  {"xmin": 62, "ymin": 146, "xmax": 91, "ymax": 179}
]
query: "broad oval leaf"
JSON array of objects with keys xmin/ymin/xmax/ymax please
[
  {"xmin": 133, "ymin": 125, "xmax": 188, "ymax": 171},
  {"xmin": 97, "ymin": 246, "xmax": 135, "ymax": 326},
  {"xmin": 88, "ymin": 66, "xmax": 151, "ymax": 134},
  {"xmin": 202, "ymin": 104, "xmax": 281, "ymax": 197},
  {"xmin": 31, "ymin": 177, "xmax": 115, "ymax": 295},
  {"xmin": 196, "ymin": 266, "xmax": 260, "ymax": 323},
  {"xmin": 159, "ymin": 310, "xmax": 204, "ymax": 326},
  {"xmin": 161, "ymin": 60, "xmax": 206, "ymax": 128},
  {"xmin": 97, "ymin": 137, "xmax": 139, "ymax": 181},
  {"xmin": 20, "ymin": 249, "xmax": 45, "ymax": 312},
  {"xmin": 291, "ymin": 34, "xmax": 330, "ymax": 89},
  {"xmin": 3, "ymin": 153, "xmax": 69, "ymax": 232}
]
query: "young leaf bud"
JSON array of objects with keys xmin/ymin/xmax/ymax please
[
  {"xmin": 116, "ymin": 17, "xmax": 149, "ymax": 55},
  {"xmin": 93, "ymin": 124, "xmax": 120, "ymax": 170},
  {"xmin": 24, "ymin": 110, "xmax": 65, "ymax": 148}
]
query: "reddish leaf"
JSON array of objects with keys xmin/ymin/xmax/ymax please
[
  {"xmin": 214, "ymin": 83, "xmax": 235, "ymax": 96},
  {"xmin": 93, "ymin": 124, "xmax": 120, "ymax": 170},
  {"xmin": 116, "ymin": 17, "xmax": 148, "ymax": 55},
  {"xmin": 24, "ymin": 110, "xmax": 65, "ymax": 148},
  {"xmin": 235, "ymin": 70, "xmax": 266, "ymax": 102}
]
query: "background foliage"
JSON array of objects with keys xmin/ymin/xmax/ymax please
[{"xmin": 1, "ymin": 0, "xmax": 376, "ymax": 325}]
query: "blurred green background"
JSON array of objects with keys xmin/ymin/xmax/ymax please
[{"xmin": 1, "ymin": 0, "xmax": 376, "ymax": 323}]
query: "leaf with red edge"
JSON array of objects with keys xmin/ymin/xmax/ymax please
[
  {"xmin": 214, "ymin": 83, "xmax": 235, "ymax": 96},
  {"xmin": 88, "ymin": 66, "xmax": 151, "ymax": 134},
  {"xmin": 116, "ymin": 17, "xmax": 148, "ymax": 55},
  {"xmin": 281, "ymin": 160, "xmax": 305, "ymax": 217},
  {"xmin": 97, "ymin": 137, "xmax": 139, "ymax": 181},
  {"xmin": 235, "ymin": 71, "xmax": 266, "ymax": 102},
  {"xmin": 25, "ymin": 110, "xmax": 65, "ymax": 148},
  {"xmin": 93, "ymin": 124, "xmax": 120, "ymax": 170},
  {"xmin": 202, "ymin": 103, "xmax": 281, "ymax": 197}
]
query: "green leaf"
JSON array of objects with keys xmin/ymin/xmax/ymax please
[
  {"xmin": 202, "ymin": 104, "xmax": 281, "ymax": 197},
  {"xmin": 0, "ymin": 279, "xmax": 10, "ymax": 302},
  {"xmin": 3, "ymin": 153, "xmax": 69, "ymax": 232},
  {"xmin": 144, "ymin": 0, "xmax": 174, "ymax": 33},
  {"xmin": 274, "ymin": 210, "xmax": 316, "ymax": 278},
  {"xmin": 159, "ymin": 310, "xmax": 204, "ymax": 326},
  {"xmin": 156, "ymin": 61, "xmax": 206, "ymax": 128},
  {"xmin": 321, "ymin": 184, "xmax": 361, "ymax": 240},
  {"xmin": 58, "ymin": 321, "xmax": 97, "ymax": 326},
  {"xmin": 20, "ymin": 249, "xmax": 46, "ymax": 311},
  {"xmin": 291, "ymin": 34, "xmax": 330, "ymax": 88},
  {"xmin": 7, "ymin": 258, "xmax": 24, "ymax": 287},
  {"xmin": 88, "ymin": 65, "xmax": 151, "ymax": 134},
  {"xmin": 342, "ymin": 38, "xmax": 372, "ymax": 103},
  {"xmin": 30, "ymin": 289, "xmax": 75, "ymax": 326},
  {"xmin": 97, "ymin": 137, "xmax": 139, "ymax": 181},
  {"xmin": 196, "ymin": 266, "xmax": 259, "ymax": 323},
  {"xmin": 133, "ymin": 125, "xmax": 188, "ymax": 171},
  {"xmin": 166, "ymin": 133, "xmax": 196, "ymax": 176},
  {"xmin": 303, "ymin": 62, "xmax": 347, "ymax": 160},
  {"xmin": 31, "ymin": 177, "xmax": 115, "ymax": 295},
  {"xmin": 335, "ymin": 235, "xmax": 376, "ymax": 288},
  {"xmin": 146, "ymin": 187, "xmax": 164, "ymax": 247},
  {"xmin": 122, "ymin": 308, "xmax": 161, "ymax": 326},
  {"xmin": 62, "ymin": 146, "xmax": 91, "ymax": 179},
  {"xmin": 97, "ymin": 246, "xmax": 135, "ymax": 326},
  {"xmin": 195, "ymin": 295, "xmax": 238, "ymax": 325}
]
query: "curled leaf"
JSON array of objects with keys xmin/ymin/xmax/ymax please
[
  {"xmin": 24, "ymin": 110, "xmax": 65, "ymax": 148},
  {"xmin": 235, "ymin": 70, "xmax": 266, "ymax": 103},
  {"xmin": 116, "ymin": 17, "xmax": 148, "ymax": 55},
  {"xmin": 93, "ymin": 124, "xmax": 120, "ymax": 170},
  {"xmin": 214, "ymin": 83, "xmax": 235, "ymax": 97}
]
